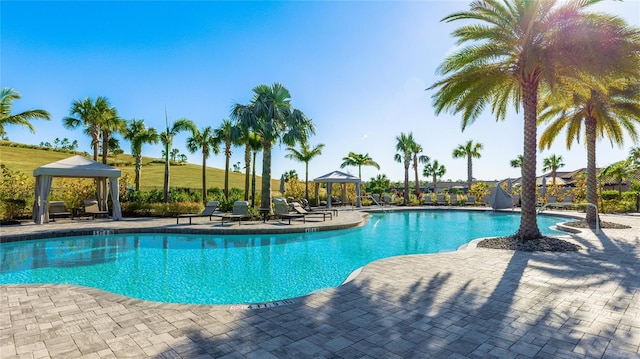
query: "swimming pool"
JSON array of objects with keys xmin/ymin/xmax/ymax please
[{"xmin": 0, "ymin": 211, "xmax": 567, "ymax": 305}]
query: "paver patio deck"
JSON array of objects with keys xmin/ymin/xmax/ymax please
[{"xmin": 1, "ymin": 209, "xmax": 639, "ymax": 358}]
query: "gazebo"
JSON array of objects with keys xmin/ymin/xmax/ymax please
[
  {"xmin": 32, "ymin": 155, "xmax": 122, "ymax": 224},
  {"xmin": 313, "ymin": 170, "xmax": 362, "ymax": 208}
]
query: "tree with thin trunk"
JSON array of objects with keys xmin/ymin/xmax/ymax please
[
  {"xmin": 0, "ymin": 88, "xmax": 50, "ymax": 137},
  {"xmin": 99, "ymin": 109, "xmax": 125, "ymax": 164},
  {"xmin": 423, "ymin": 159, "xmax": 446, "ymax": 194},
  {"xmin": 214, "ymin": 120, "xmax": 238, "ymax": 201},
  {"xmin": 539, "ymin": 83, "xmax": 640, "ymax": 224},
  {"xmin": 340, "ymin": 152, "xmax": 380, "ymax": 179},
  {"xmin": 542, "ymin": 154, "xmax": 565, "ymax": 186},
  {"xmin": 231, "ymin": 83, "xmax": 314, "ymax": 211},
  {"xmin": 64, "ymin": 96, "xmax": 113, "ymax": 161},
  {"xmin": 160, "ymin": 118, "xmax": 196, "ymax": 203},
  {"xmin": 452, "ymin": 140, "xmax": 483, "ymax": 191},
  {"xmin": 410, "ymin": 142, "xmax": 430, "ymax": 195},
  {"xmin": 286, "ymin": 142, "xmax": 325, "ymax": 201},
  {"xmin": 247, "ymin": 132, "xmax": 262, "ymax": 207},
  {"xmin": 429, "ymin": 0, "xmax": 630, "ymax": 241},
  {"xmin": 229, "ymin": 123, "xmax": 257, "ymax": 202},
  {"xmin": 599, "ymin": 160, "xmax": 636, "ymax": 198},
  {"xmin": 123, "ymin": 119, "xmax": 159, "ymax": 191},
  {"xmin": 394, "ymin": 132, "xmax": 415, "ymax": 205},
  {"xmin": 187, "ymin": 126, "xmax": 219, "ymax": 202}
]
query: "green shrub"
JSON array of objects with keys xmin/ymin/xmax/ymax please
[
  {"xmin": 601, "ymin": 190, "xmax": 620, "ymax": 200},
  {"xmin": 0, "ymin": 165, "xmax": 34, "ymax": 219},
  {"xmin": 601, "ymin": 199, "xmax": 636, "ymax": 213}
]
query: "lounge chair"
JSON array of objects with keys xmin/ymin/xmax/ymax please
[
  {"xmin": 465, "ymin": 194, "xmax": 475, "ymax": 206},
  {"xmin": 273, "ymin": 198, "xmax": 305, "ymax": 224},
  {"xmin": 291, "ymin": 202, "xmax": 332, "ymax": 221},
  {"xmin": 220, "ymin": 201, "xmax": 250, "ymax": 226},
  {"xmin": 176, "ymin": 201, "xmax": 221, "ymax": 224},
  {"xmin": 383, "ymin": 194, "xmax": 391, "ymax": 206},
  {"xmin": 436, "ymin": 194, "xmax": 446, "ymax": 206},
  {"xmin": 84, "ymin": 199, "xmax": 109, "ymax": 219},
  {"xmin": 49, "ymin": 201, "xmax": 71, "ymax": 221}
]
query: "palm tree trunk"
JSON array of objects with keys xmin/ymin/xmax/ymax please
[
  {"xmin": 244, "ymin": 145, "xmax": 251, "ymax": 201},
  {"xmin": 585, "ymin": 116, "xmax": 598, "ymax": 224},
  {"xmin": 92, "ymin": 125, "xmax": 100, "ymax": 162},
  {"xmin": 414, "ymin": 160, "xmax": 421, "ymax": 195},
  {"xmin": 251, "ymin": 151, "xmax": 257, "ymax": 208},
  {"xmin": 261, "ymin": 141, "xmax": 272, "ymax": 210},
  {"xmin": 101, "ymin": 131, "xmax": 109, "ymax": 164},
  {"xmin": 516, "ymin": 81, "xmax": 542, "ymax": 241},
  {"xmin": 404, "ymin": 161, "xmax": 410, "ymax": 205},
  {"xmin": 224, "ymin": 142, "xmax": 231, "ymax": 201},
  {"xmin": 134, "ymin": 153, "xmax": 142, "ymax": 191},
  {"xmin": 304, "ymin": 162, "xmax": 310, "ymax": 201},
  {"xmin": 163, "ymin": 143, "xmax": 170, "ymax": 203},
  {"xmin": 433, "ymin": 174, "xmax": 437, "ymax": 194},
  {"xmin": 202, "ymin": 149, "xmax": 207, "ymax": 203},
  {"xmin": 467, "ymin": 155, "xmax": 472, "ymax": 190}
]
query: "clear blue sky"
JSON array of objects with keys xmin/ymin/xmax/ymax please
[{"xmin": 2, "ymin": 1, "xmax": 639, "ymax": 183}]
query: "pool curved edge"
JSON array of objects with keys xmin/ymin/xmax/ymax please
[{"xmin": 0, "ymin": 211, "xmax": 584, "ymax": 310}]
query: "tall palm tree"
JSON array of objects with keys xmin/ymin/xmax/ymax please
[
  {"xmin": 630, "ymin": 147, "xmax": 640, "ymax": 167},
  {"xmin": 63, "ymin": 96, "xmax": 113, "ymax": 161},
  {"xmin": 285, "ymin": 142, "xmax": 325, "ymax": 201},
  {"xmin": 428, "ymin": 0, "xmax": 627, "ymax": 241},
  {"xmin": 539, "ymin": 83, "xmax": 640, "ymax": 223},
  {"xmin": 394, "ymin": 132, "xmax": 415, "ymax": 205},
  {"xmin": 123, "ymin": 119, "xmax": 159, "ymax": 191},
  {"xmin": 231, "ymin": 83, "xmax": 315, "ymax": 210},
  {"xmin": 229, "ymin": 122, "xmax": 257, "ymax": 202},
  {"xmin": 187, "ymin": 126, "xmax": 219, "ymax": 202},
  {"xmin": 340, "ymin": 152, "xmax": 380, "ymax": 179},
  {"xmin": 452, "ymin": 140, "xmax": 483, "ymax": 191},
  {"xmin": 0, "ymin": 88, "xmax": 50, "ymax": 137},
  {"xmin": 423, "ymin": 159, "xmax": 446, "ymax": 194},
  {"xmin": 160, "ymin": 117, "xmax": 197, "ymax": 203},
  {"xmin": 410, "ymin": 142, "xmax": 430, "ymax": 195},
  {"xmin": 542, "ymin": 154, "xmax": 565, "ymax": 186},
  {"xmin": 214, "ymin": 120, "xmax": 238, "ymax": 201},
  {"xmin": 247, "ymin": 132, "xmax": 263, "ymax": 207}
]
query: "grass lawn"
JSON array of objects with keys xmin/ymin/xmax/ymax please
[{"xmin": 0, "ymin": 141, "xmax": 280, "ymax": 192}]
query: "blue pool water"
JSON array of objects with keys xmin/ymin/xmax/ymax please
[{"xmin": 0, "ymin": 211, "xmax": 566, "ymax": 305}]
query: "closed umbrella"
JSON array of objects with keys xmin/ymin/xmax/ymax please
[{"xmin": 280, "ymin": 174, "xmax": 286, "ymax": 194}]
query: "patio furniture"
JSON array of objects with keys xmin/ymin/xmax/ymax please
[
  {"xmin": 291, "ymin": 202, "xmax": 332, "ymax": 221},
  {"xmin": 84, "ymin": 200, "xmax": 109, "ymax": 219},
  {"xmin": 176, "ymin": 201, "xmax": 221, "ymax": 224},
  {"xmin": 273, "ymin": 198, "xmax": 305, "ymax": 224},
  {"xmin": 48, "ymin": 201, "xmax": 71, "ymax": 221},
  {"xmin": 220, "ymin": 201, "xmax": 250, "ymax": 226}
]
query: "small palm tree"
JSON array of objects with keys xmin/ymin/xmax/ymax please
[
  {"xmin": 123, "ymin": 119, "xmax": 159, "ymax": 191},
  {"xmin": 214, "ymin": 120, "xmax": 238, "ymax": 201},
  {"xmin": 630, "ymin": 147, "xmax": 640, "ymax": 168},
  {"xmin": 410, "ymin": 142, "xmax": 430, "ymax": 195},
  {"xmin": 340, "ymin": 152, "xmax": 380, "ymax": 179},
  {"xmin": 452, "ymin": 140, "xmax": 483, "ymax": 191},
  {"xmin": 542, "ymin": 154, "xmax": 565, "ymax": 186},
  {"xmin": 187, "ymin": 126, "xmax": 220, "ymax": 202},
  {"xmin": 160, "ymin": 117, "xmax": 197, "ymax": 203},
  {"xmin": 394, "ymin": 132, "xmax": 415, "ymax": 205},
  {"xmin": 423, "ymin": 159, "xmax": 446, "ymax": 194},
  {"xmin": 0, "ymin": 88, "xmax": 50, "ymax": 137},
  {"xmin": 64, "ymin": 96, "xmax": 113, "ymax": 161},
  {"xmin": 99, "ymin": 109, "xmax": 125, "ymax": 164},
  {"xmin": 510, "ymin": 155, "xmax": 524, "ymax": 170},
  {"xmin": 286, "ymin": 142, "xmax": 325, "ymax": 201},
  {"xmin": 599, "ymin": 160, "xmax": 636, "ymax": 198}
]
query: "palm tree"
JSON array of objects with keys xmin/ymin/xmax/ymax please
[
  {"xmin": 539, "ymin": 83, "xmax": 640, "ymax": 224},
  {"xmin": 63, "ymin": 96, "xmax": 113, "ymax": 161},
  {"xmin": 283, "ymin": 170, "xmax": 298, "ymax": 181},
  {"xmin": 160, "ymin": 117, "xmax": 197, "ymax": 203},
  {"xmin": 542, "ymin": 154, "xmax": 565, "ymax": 186},
  {"xmin": 0, "ymin": 88, "xmax": 50, "ymax": 137},
  {"xmin": 452, "ymin": 140, "xmax": 483, "ymax": 191},
  {"xmin": 213, "ymin": 119, "xmax": 237, "ymax": 201},
  {"xmin": 340, "ymin": 152, "xmax": 380, "ymax": 179},
  {"xmin": 630, "ymin": 147, "xmax": 640, "ymax": 167},
  {"xmin": 410, "ymin": 142, "xmax": 430, "ymax": 195},
  {"xmin": 429, "ymin": 0, "xmax": 636, "ymax": 241},
  {"xmin": 423, "ymin": 159, "xmax": 446, "ymax": 194},
  {"xmin": 510, "ymin": 155, "xmax": 524, "ymax": 170},
  {"xmin": 123, "ymin": 119, "xmax": 159, "ymax": 191},
  {"xmin": 231, "ymin": 83, "xmax": 315, "ymax": 211},
  {"xmin": 187, "ymin": 126, "xmax": 219, "ymax": 202},
  {"xmin": 599, "ymin": 160, "xmax": 636, "ymax": 198},
  {"xmin": 368, "ymin": 174, "xmax": 391, "ymax": 194},
  {"xmin": 285, "ymin": 142, "xmax": 325, "ymax": 201},
  {"xmin": 229, "ymin": 122, "xmax": 257, "ymax": 202},
  {"xmin": 394, "ymin": 132, "xmax": 415, "ymax": 205},
  {"xmin": 247, "ymin": 132, "xmax": 263, "ymax": 207},
  {"xmin": 99, "ymin": 109, "xmax": 125, "ymax": 164}
]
